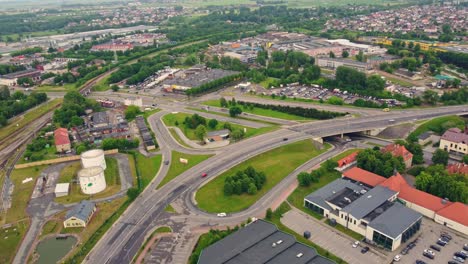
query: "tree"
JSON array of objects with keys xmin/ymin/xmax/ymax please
[
  {"xmin": 0, "ymin": 85, "xmax": 10, "ymax": 100},
  {"xmin": 265, "ymin": 208, "xmax": 273, "ymax": 220},
  {"xmin": 184, "ymin": 54, "xmax": 198, "ymax": 66},
  {"xmin": 0, "ymin": 115, "xmax": 6, "ymax": 127},
  {"xmin": 463, "ymin": 155, "xmax": 468, "ymax": 164},
  {"xmin": 366, "ymin": 75, "xmax": 385, "ymax": 93},
  {"xmin": 229, "ymin": 106, "xmax": 242, "ymax": 117},
  {"xmin": 356, "ymin": 50, "xmax": 365, "ymax": 62},
  {"xmin": 323, "ymin": 160, "xmax": 338, "ymax": 171},
  {"xmin": 298, "ymin": 172, "xmax": 311, "ymax": 187},
  {"xmin": 224, "ymin": 181, "xmax": 233, "ymax": 196},
  {"xmin": 231, "ymin": 129, "xmax": 245, "ymax": 141},
  {"xmin": 423, "ymin": 90, "xmax": 439, "ymax": 105},
  {"xmin": 111, "ymin": 85, "xmax": 119, "ymax": 92},
  {"xmin": 127, "ymin": 187, "xmax": 140, "ymax": 200},
  {"xmin": 432, "ymin": 149, "xmax": 449, "ymax": 165},
  {"xmin": 125, "ymin": 105, "xmax": 142, "ymax": 120},
  {"xmin": 341, "ymin": 50, "xmax": 349, "ymax": 58},
  {"xmin": 70, "ymin": 116, "xmax": 84, "ymax": 127},
  {"xmin": 195, "ymin": 125, "xmax": 207, "ymax": 142},
  {"xmin": 329, "ymin": 51, "xmax": 335, "ymax": 58},
  {"xmin": 220, "ymin": 97, "xmax": 228, "ymax": 108},
  {"xmin": 208, "ymin": 119, "xmax": 218, "ymax": 129},
  {"xmin": 247, "ymin": 183, "xmax": 257, "ymax": 195}
]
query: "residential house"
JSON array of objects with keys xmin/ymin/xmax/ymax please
[
  {"xmin": 54, "ymin": 127, "xmax": 71, "ymax": 153},
  {"xmin": 439, "ymin": 127, "xmax": 468, "ymax": 155},
  {"xmin": 63, "ymin": 200, "xmax": 96, "ymax": 228},
  {"xmin": 381, "ymin": 144, "xmax": 413, "ymax": 168}
]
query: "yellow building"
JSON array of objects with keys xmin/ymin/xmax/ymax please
[
  {"xmin": 63, "ymin": 200, "xmax": 96, "ymax": 228},
  {"xmin": 439, "ymin": 127, "xmax": 468, "ymax": 155},
  {"xmin": 370, "ymin": 37, "xmax": 449, "ymax": 52}
]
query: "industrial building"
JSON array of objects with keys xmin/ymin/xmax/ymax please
[
  {"xmin": 63, "ymin": 200, "xmax": 96, "ymax": 228},
  {"xmin": 304, "ymin": 176, "xmax": 422, "ymax": 251},
  {"xmin": 198, "ymin": 219, "xmax": 335, "ymax": 264},
  {"xmin": 315, "ymin": 57, "xmax": 372, "ymax": 73},
  {"xmin": 81, "ymin": 149, "xmax": 107, "ymax": 170},
  {"xmin": 135, "ymin": 116, "xmax": 156, "ymax": 151},
  {"xmin": 0, "ymin": 68, "xmax": 42, "ymax": 86},
  {"xmin": 78, "ymin": 166, "xmax": 107, "ymax": 195},
  {"xmin": 54, "ymin": 183, "xmax": 70, "ymax": 197}
]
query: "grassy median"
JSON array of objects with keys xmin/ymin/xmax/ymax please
[{"xmin": 196, "ymin": 140, "xmax": 330, "ymax": 213}]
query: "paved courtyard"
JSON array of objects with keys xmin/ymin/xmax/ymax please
[{"xmin": 281, "ymin": 209, "xmax": 389, "ymax": 264}]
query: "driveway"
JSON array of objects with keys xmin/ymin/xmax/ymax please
[{"xmin": 281, "ymin": 209, "xmax": 389, "ymax": 264}]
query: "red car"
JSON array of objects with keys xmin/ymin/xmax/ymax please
[{"xmin": 201, "ymin": 173, "xmax": 208, "ymax": 178}]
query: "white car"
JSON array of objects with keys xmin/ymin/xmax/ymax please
[
  {"xmin": 393, "ymin": 255, "xmax": 401, "ymax": 262},
  {"xmin": 424, "ymin": 249, "xmax": 435, "ymax": 256},
  {"xmin": 352, "ymin": 241, "xmax": 360, "ymax": 248},
  {"xmin": 217, "ymin": 213, "xmax": 227, "ymax": 217}
]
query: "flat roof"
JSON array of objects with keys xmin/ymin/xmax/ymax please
[
  {"xmin": 55, "ymin": 183, "xmax": 70, "ymax": 193},
  {"xmin": 342, "ymin": 186, "xmax": 396, "ymax": 220},
  {"xmin": 198, "ymin": 220, "xmax": 334, "ymax": 264},
  {"xmin": 369, "ymin": 203, "xmax": 422, "ymax": 239}
]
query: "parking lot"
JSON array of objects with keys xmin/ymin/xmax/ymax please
[{"xmin": 393, "ymin": 218, "xmax": 467, "ymax": 264}]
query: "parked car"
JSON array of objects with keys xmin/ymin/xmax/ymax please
[
  {"xmin": 409, "ymin": 242, "xmax": 416, "ymax": 249},
  {"xmin": 463, "ymin": 244, "xmax": 468, "ymax": 251},
  {"xmin": 352, "ymin": 241, "xmax": 360, "ymax": 248},
  {"xmin": 361, "ymin": 246, "xmax": 369, "ymax": 254},
  {"xmin": 441, "ymin": 233, "xmax": 452, "ymax": 240},
  {"xmin": 424, "ymin": 249, "xmax": 435, "ymax": 256},
  {"xmin": 437, "ymin": 239, "xmax": 448, "ymax": 246},
  {"xmin": 401, "ymin": 248, "xmax": 409, "ymax": 255},
  {"xmin": 423, "ymin": 252, "xmax": 434, "ymax": 259},
  {"xmin": 393, "ymin": 255, "xmax": 401, "ymax": 262},
  {"xmin": 415, "ymin": 260, "xmax": 426, "ymax": 264},
  {"xmin": 430, "ymin": 245, "xmax": 441, "ymax": 252},
  {"xmin": 283, "ymin": 138, "xmax": 288, "ymax": 141},
  {"xmin": 449, "ymin": 261, "xmax": 459, "ymax": 264},
  {"xmin": 455, "ymin": 252, "xmax": 467, "ymax": 260},
  {"xmin": 453, "ymin": 256, "xmax": 465, "ymax": 263},
  {"xmin": 440, "ymin": 236, "xmax": 450, "ymax": 243},
  {"xmin": 217, "ymin": 212, "xmax": 226, "ymax": 217}
]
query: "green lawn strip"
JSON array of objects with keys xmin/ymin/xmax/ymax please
[
  {"xmin": 155, "ymin": 226, "xmax": 172, "ymax": 233},
  {"xmin": 202, "ymin": 99, "xmax": 314, "ymax": 121},
  {"xmin": 157, "ymin": 151, "xmax": 213, "ymax": 189},
  {"xmin": 0, "ymin": 220, "xmax": 29, "ymax": 264},
  {"xmin": 187, "ymin": 107, "xmax": 280, "ymax": 126},
  {"xmin": 409, "ymin": 115, "xmax": 465, "ymax": 139},
  {"xmin": 135, "ymin": 153, "xmax": 162, "ymax": 189},
  {"xmin": 384, "ymin": 76, "xmax": 414, "ymax": 87},
  {"xmin": 35, "ymin": 83, "xmax": 76, "ymax": 92},
  {"xmin": 55, "ymin": 157, "xmax": 121, "ymax": 204},
  {"xmin": 325, "ymin": 219, "xmax": 365, "ymax": 241},
  {"xmin": 269, "ymin": 203, "xmax": 346, "ymax": 264},
  {"xmin": 0, "ymin": 98, "xmax": 62, "ymax": 142},
  {"xmin": 168, "ymin": 128, "xmax": 193, "ymax": 148},
  {"xmin": 162, "ymin": 112, "xmax": 267, "ymax": 141},
  {"xmin": 58, "ymin": 162, "xmax": 81, "ymax": 183},
  {"xmin": 196, "ymin": 140, "xmax": 330, "ymax": 213},
  {"xmin": 92, "ymin": 75, "xmax": 111, "ymax": 91},
  {"xmin": 164, "ymin": 204, "xmax": 176, "ymax": 213},
  {"xmin": 40, "ymin": 219, "xmax": 62, "ymax": 239},
  {"xmin": 7, "ymin": 165, "xmax": 47, "ymax": 223}
]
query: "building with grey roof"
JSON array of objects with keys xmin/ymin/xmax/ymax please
[
  {"xmin": 304, "ymin": 178, "xmax": 422, "ymax": 251},
  {"xmin": 206, "ymin": 129, "xmax": 230, "ymax": 143},
  {"xmin": 198, "ymin": 220, "xmax": 335, "ymax": 264},
  {"xmin": 63, "ymin": 200, "xmax": 96, "ymax": 228}
]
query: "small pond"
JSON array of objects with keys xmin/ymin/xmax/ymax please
[{"xmin": 35, "ymin": 236, "xmax": 77, "ymax": 264}]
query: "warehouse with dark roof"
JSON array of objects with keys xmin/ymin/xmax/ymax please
[{"xmin": 198, "ymin": 219, "xmax": 334, "ymax": 264}]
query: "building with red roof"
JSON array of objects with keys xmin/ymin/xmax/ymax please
[
  {"xmin": 381, "ymin": 144, "xmax": 413, "ymax": 168},
  {"xmin": 54, "ymin": 128, "xmax": 71, "ymax": 153},
  {"xmin": 336, "ymin": 151, "xmax": 358, "ymax": 171},
  {"xmin": 447, "ymin": 162, "xmax": 468, "ymax": 175},
  {"xmin": 434, "ymin": 202, "xmax": 468, "ymax": 234},
  {"xmin": 342, "ymin": 167, "xmax": 386, "ymax": 188}
]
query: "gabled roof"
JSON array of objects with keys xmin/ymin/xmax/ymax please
[
  {"xmin": 446, "ymin": 163, "xmax": 468, "ymax": 175},
  {"xmin": 441, "ymin": 128, "xmax": 468, "ymax": 144},
  {"xmin": 66, "ymin": 200, "xmax": 96, "ymax": 222},
  {"xmin": 397, "ymin": 184, "xmax": 451, "ymax": 213},
  {"xmin": 342, "ymin": 167, "xmax": 387, "ymax": 187},
  {"xmin": 337, "ymin": 152, "xmax": 358, "ymax": 167},
  {"xmin": 381, "ymin": 144, "xmax": 413, "ymax": 162},
  {"xmin": 54, "ymin": 128, "xmax": 70, "ymax": 146},
  {"xmin": 380, "ymin": 173, "xmax": 408, "ymax": 192},
  {"xmin": 436, "ymin": 202, "xmax": 468, "ymax": 226}
]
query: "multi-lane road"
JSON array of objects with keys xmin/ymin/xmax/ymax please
[{"xmin": 84, "ymin": 102, "xmax": 467, "ymax": 264}]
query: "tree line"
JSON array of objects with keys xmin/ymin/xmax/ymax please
[
  {"xmin": 0, "ymin": 87, "xmax": 47, "ymax": 127},
  {"xmin": 298, "ymin": 160, "xmax": 338, "ymax": 187},
  {"xmin": 236, "ymin": 100, "xmax": 346, "ymax": 120},
  {"xmin": 102, "ymin": 138, "xmax": 139, "ymax": 151},
  {"xmin": 224, "ymin": 166, "xmax": 266, "ymax": 196},
  {"xmin": 53, "ymin": 91, "xmax": 100, "ymax": 127}
]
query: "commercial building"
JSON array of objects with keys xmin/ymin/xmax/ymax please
[
  {"xmin": 326, "ymin": 39, "xmax": 387, "ymax": 55},
  {"xmin": 205, "ymin": 129, "xmax": 230, "ymax": 143},
  {"xmin": 54, "ymin": 127, "xmax": 71, "ymax": 153},
  {"xmin": 439, "ymin": 127, "xmax": 468, "ymax": 155},
  {"xmin": 135, "ymin": 116, "xmax": 156, "ymax": 151},
  {"xmin": 0, "ymin": 68, "xmax": 42, "ymax": 86},
  {"xmin": 54, "ymin": 183, "xmax": 70, "ymax": 197},
  {"xmin": 304, "ymin": 178, "xmax": 422, "ymax": 251},
  {"xmin": 63, "ymin": 200, "xmax": 96, "ymax": 228},
  {"xmin": 198, "ymin": 219, "xmax": 335, "ymax": 264},
  {"xmin": 344, "ymin": 168, "xmax": 468, "ymax": 235},
  {"xmin": 381, "ymin": 144, "xmax": 413, "ymax": 168},
  {"xmin": 315, "ymin": 57, "xmax": 372, "ymax": 73}
]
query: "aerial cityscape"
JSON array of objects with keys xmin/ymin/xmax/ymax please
[{"xmin": 0, "ymin": 0, "xmax": 466, "ymax": 264}]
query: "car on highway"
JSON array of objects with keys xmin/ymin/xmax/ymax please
[
  {"xmin": 361, "ymin": 246, "xmax": 369, "ymax": 254},
  {"xmin": 201, "ymin": 172, "xmax": 208, "ymax": 178},
  {"xmin": 283, "ymin": 138, "xmax": 288, "ymax": 141},
  {"xmin": 217, "ymin": 213, "xmax": 226, "ymax": 217},
  {"xmin": 393, "ymin": 254, "xmax": 401, "ymax": 261},
  {"xmin": 164, "ymin": 160, "xmax": 169, "ymax": 165},
  {"xmin": 352, "ymin": 241, "xmax": 360, "ymax": 248}
]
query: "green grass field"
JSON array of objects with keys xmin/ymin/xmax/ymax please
[
  {"xmin": 92, "ymin": 75, "xmax": 112, "ymax": 91},
  {"xmin": 162, "ymin": 112, "xmax": 274, "ymax": 141},
  {"xmin": 409, "ymin": 115, "xmax": 466, "ymax": 139},
  {"xmin": 196, "ymin": 140, "xmax": 330, "ymax": 213},
  {"xmin": 135, "ymin": 153, "xmax": 162, "ymax": 189},
  {"xmin": 157, "ymin": 151, "xmax": 213, "ymax": 189},
  {"xmin": 0, "ymin": 220, "xmax": 29, "ymax": 264},
  {"xmin": 35, "ymin": 83, "xmax": 76, "ymax": 92},
  {"xmin": 55, "ymin": 157, "xmax": 120, "ymax": 204},
  {"xmin": 168, "ymin": 128, "xmax": 192, "ymax": 148},
  {"xmin": 203, "ymin": 100, "xmax": 314, "ymax": 121}
]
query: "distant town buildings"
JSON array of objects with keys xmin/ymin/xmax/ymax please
[
  {"xmin": 54, "ymin": 128, "xmax": 71, "ymax": 153},
  {"xmin": 63, "ymin": 200, "xmax": 96, "ymax": 228},
  {"xmin": 439, "ymin": 127, "xmax": 468, "ymax": 155},
  {"xmin": 91, "ymin": 43, "xmax": 134, "ymax": 52}
]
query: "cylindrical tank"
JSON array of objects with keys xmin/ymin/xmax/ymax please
[
  {"xmin": 81, "ymin": 149, "xmax": 106, "ymax": 170},
  {"xmin": 78, "ymin": 166, "xmax": 107, "ymax": 194}
]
